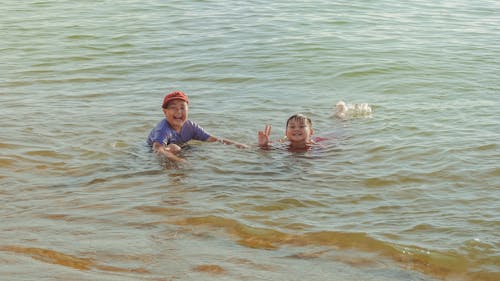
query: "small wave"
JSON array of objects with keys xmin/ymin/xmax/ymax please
[
  {"xmin": 193, "ymin": 264, "xmax": 226, "ymax": 275},
  {"xmin": 66, "ymin": 34, "xmax": 99, "ymax": 40},
  {"xmin": 251, "ymin": 198, "xmax": 327, "ymax": 212},
  {"xmin": 0, "ymin": 245, "xmax": 94, "ymax": 270},
  {"xmin": 172, "ymin": 215, "xmax": 490, "ymax": 281},
  {"xmin": 0, "ymin": 245, "xmax": 149, "ymax": 273}
]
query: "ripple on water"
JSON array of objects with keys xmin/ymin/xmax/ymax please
[
  {"xmin": 170, "ymin": 214, "xmax": 489, "ymax": 280},
  {"xmin": 2, "ymin": 0, "xmax": 499, "ymax": 280}
]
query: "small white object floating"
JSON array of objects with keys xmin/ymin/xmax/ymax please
[{"xmin": 335, "ymin": 100, "xmax": 372, "ymax": 119}]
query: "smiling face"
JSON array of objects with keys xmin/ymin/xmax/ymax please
[
  {"xmin": 285, "ymin": 114, "xmax": 314, "ymax": 148},
  {"xmin": 162, "ymin": 99, "xmax": 188, "ymax": 132}
]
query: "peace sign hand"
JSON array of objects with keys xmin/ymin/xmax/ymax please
[{"xmin": 258, "ymin": 124, "xmax": 272, "ymax": 147}]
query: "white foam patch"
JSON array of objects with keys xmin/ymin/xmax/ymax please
[{"xmin": 334, "ymin": 101, "xmax": 373, "ymax": 119}]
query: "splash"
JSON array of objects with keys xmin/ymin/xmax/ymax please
[{"xmin": 334, "ymin": 100, "xmax": 372, "ymax": 119}]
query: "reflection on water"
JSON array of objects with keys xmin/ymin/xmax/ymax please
[{"xmin": 5, "ymin": 137, "xmax": 496, "ymax": 280}]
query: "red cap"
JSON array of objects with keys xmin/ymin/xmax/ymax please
[{"xmin": 162, "ymin": 91, "xmax": 189, "ymax": 108}]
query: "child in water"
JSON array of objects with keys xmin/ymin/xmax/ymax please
[
  {"xmin": 258, "ymin": 113, "xmax": 324, "ymax": 151},
  {"xmin": 148, "ymin": 91, "xmax": 248, "ymax": 162}
]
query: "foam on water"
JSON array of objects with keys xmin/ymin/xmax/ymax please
[{"xmin": 334, "ymin": 100, "xmax": 373, "ymax": 119}]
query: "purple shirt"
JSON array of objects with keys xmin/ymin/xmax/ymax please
[{"xmin": 147, "ymin": 119, "xmax": 211, "ymax": 146}]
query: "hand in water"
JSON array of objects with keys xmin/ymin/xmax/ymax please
[
  {"xmin": 258, "ymin": 124, "xmax": 272, "ymax": 146},
  {"xmin": 234, "ymin": 142, "xmax": 249, "ymax": 149}
]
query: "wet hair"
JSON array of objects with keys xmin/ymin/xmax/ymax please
[{"xmin": 286, "ymin": 114, "xmax": 312, "ymax": 128}]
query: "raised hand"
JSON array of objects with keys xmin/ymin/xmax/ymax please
[{"xmin": 258, "ymin": 124, "xmax": 272, "ymax": 147}]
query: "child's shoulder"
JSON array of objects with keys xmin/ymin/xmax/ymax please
[{"xmin": 313, "ymin": 136, "xmax": 330, "ymax": 142}]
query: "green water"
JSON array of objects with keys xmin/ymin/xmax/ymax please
[{"xmin": 1, "ymin": 0, "xmax": 499, "ymax": 280}]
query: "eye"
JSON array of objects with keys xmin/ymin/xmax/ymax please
[{"xmin": 168, "ymin": 106, "xmax": 186, "ymax": 111}]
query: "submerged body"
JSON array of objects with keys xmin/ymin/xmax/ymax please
[
  {"xmin": 258, "ymin": 113, "xmax": 322, "ymax": 151},
  {"xmin": 148, "ymin": 91, "xmax": 247, "ymax": 162}
]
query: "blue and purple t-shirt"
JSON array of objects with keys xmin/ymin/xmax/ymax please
[{"xmin": 147, "ymin": 119, "xmax": 211, "ymax": 146}]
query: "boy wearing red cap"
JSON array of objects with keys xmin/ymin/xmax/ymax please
[{"xmin": 148, "ymin": 91, "xmax": 247, "ymax": 162}]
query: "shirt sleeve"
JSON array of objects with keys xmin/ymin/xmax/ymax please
[
  {"xmin": 147, "ymin": 119, "xmax": 168, "ymax": 145},
  {"xmin": 189, "ymin": 121, "xmax": 211, "ymax": 141}
]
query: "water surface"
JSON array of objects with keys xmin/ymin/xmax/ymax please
[{"xmin": 1, "ymin": 0, "xmax": 499, "ymax": 280}]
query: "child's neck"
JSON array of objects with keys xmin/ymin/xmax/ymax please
[
  {"xmin": 167, "ymin": 120, "xmax": 183, "ymax": 133},
  {"xmin": 288, "ymin": 140, "xmax": 312, "ymax": 150}
]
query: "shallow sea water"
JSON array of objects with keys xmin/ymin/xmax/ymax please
[{"xmin": 1, "ymin": 0, "xmax": 499, "ymax": 280}]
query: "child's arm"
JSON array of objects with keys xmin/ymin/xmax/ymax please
[
  {"xmin": 152, "ymin": 142, "xmax": 186, "ymax": 163},
  {"xmin": 206, "ymin": 136, "xmax": 248, "ymax": 149},
  {"xmin": 258, "ymin": 124, "xmax": 272, "ymax": 147}
]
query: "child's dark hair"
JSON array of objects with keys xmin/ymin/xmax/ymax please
[{"xmin": 286, "ymin": 114, "xmax": 312, "ymax": 127}]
